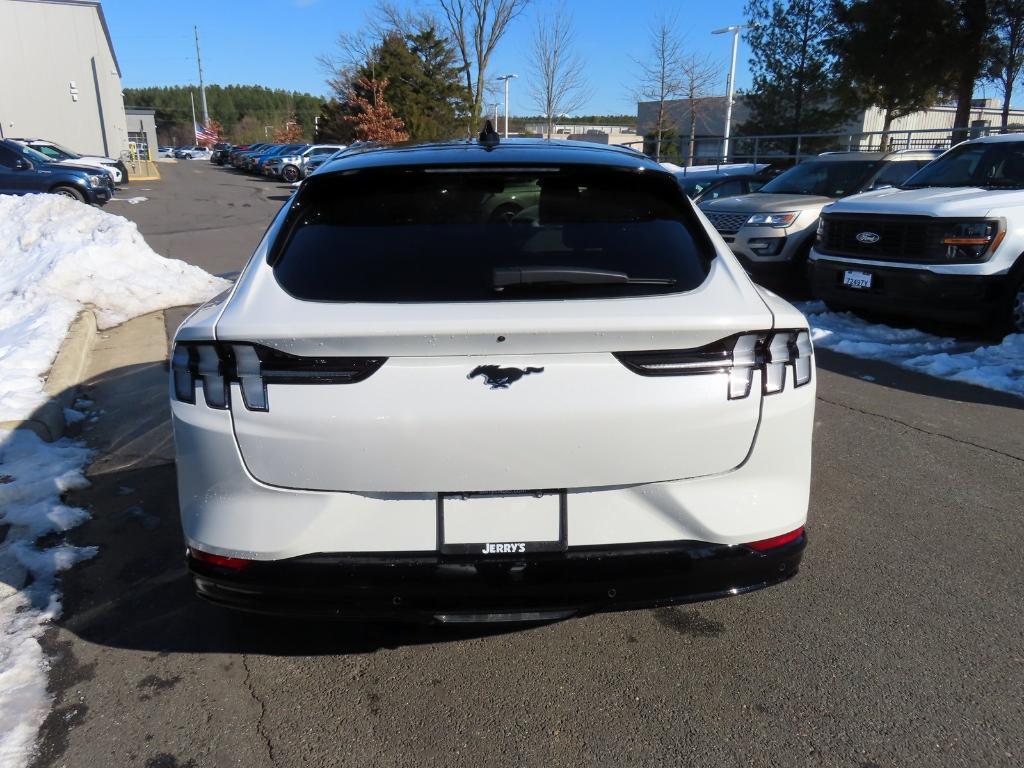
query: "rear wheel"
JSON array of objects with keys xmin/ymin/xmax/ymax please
[
  {"xmin": 282, "ymin": 165, "xmax": 300, "ymax": 183},
  {"xmin": 51, "ymin": 185, "xmax": 85, "ymax": 202},
  {"xmin": 1006, "ymin": 276, "xmax": 1024, "ymax": 334}
]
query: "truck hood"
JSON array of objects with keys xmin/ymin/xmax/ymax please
[
  {"xmin": 700, "ymin": 192, "xmax": 834, "ymax": 213},
  {"xmin": 825, "ymin": 186, "xmax": 1024, "ymax": 217}
]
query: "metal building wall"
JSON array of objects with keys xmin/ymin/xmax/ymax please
[{"xmin": 0, "ymin": 0, "xmax": 127, "ymax": 157}]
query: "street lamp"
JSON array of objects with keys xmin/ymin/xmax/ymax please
[
  {"xmin": 712, "ymin": 23, "xmax": 755, "ymax": 162},
  {"xmin": 496, "ymin": 74, "xmax": 517, "ymax": 139}
]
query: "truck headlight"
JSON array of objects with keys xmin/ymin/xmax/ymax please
[
  {"xmin": 746, "ymin": 211, "xmax": 799, "ymax": 228},
  {"xmin": 940, "ymin": 220, "xmax": 1003, "ymax": 259}
]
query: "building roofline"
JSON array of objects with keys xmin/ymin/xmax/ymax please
[{"xmin": 10, "ymin": 0, "xmax": 121, "ymax": 77}]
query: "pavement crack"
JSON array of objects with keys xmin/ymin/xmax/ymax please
[
  {"xmin": 241, "ymin": 653, "xmax": 277, "ymax": 767},
  {"xmin": 817, "ymin": 394, "xmax": 1024, "ymax": 463}
]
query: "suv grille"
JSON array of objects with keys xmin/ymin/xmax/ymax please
[
  {"xmin": 705, "ymin": 211, "xmax": 750, "ymax": 235},
  {"xmin": 818, "ymin": 214, "xmax": 991, "ymax": 264}
]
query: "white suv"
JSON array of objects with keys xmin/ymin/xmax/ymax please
[
  {"xmin": 810, "ymin": 134, "xmax": 1024, "ymax": 333},
  {"xmin": 169, "ymin": 139, "xmax": 816, "ymax": 622}
]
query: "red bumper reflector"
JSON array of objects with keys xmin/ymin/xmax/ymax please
[
  {"xmin": 744, "ymin": 526, "xmax": 805, "ymax": 552},
  {"xmin": 190, "ymin": 548, "xmax": 253, "ymax": 571}
]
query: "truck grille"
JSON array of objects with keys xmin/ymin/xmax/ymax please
[
  {"xmin": 705, "ymin": 212, "xmax": 750, "ymax": 235},
  {"xmin": 815, "ymin": 215, "xmax": 991, "ymax": 266}
]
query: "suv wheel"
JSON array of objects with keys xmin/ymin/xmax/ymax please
[
  {"xmin": 1010, "ymin": 279, "xmax": 1024, "ymax": 334},
  {"xmin": 51, "ymin": 185, "xmax": 85, "ymax": 202},
  {"xmin": 282, "ymin": 165, "xmax": 300, "ymax": 183}
]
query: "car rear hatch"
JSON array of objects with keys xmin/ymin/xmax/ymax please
[{"xmin": 209, "ymin": 162, "xmax": 777, "ymax": 493}]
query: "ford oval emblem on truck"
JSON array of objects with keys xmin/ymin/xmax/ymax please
[{"xmin": 856, "ymin": 231, "xmax": 881, "ymax": 244}]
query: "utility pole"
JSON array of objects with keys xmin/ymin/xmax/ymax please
[
  {"xmin": 190, "ymin": 90, "xmax": 198, "ymax": 143},
  {"xmin": 194, "ymin": 26, "xmax": 210, "ymax": 125},
  {"xmin": 711, "ymin": 24, "xmax": 755, "ymax": 162},
  {"xmin": 496, "ymin": 74, "xmax": 517, "ymax": 139}
]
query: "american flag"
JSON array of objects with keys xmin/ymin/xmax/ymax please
[{"xmin": 195, "ymin": 122, "xmax": 218, "ymax": 144}]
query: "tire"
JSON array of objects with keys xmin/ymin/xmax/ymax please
[
  {"xmin": 282, "ymin": 165, "xmax": 300, "ymax": 183},
  {"xmin": 116, "ymin": 161, "xmax": 129, "ymax": 185},
  {"xmin": 51, "ymin": 185, "xmax": 85, "ymax": 202},
  {"xmin": 1004, "ymin": 275, "xmax": 1024, "ymax": 335}
]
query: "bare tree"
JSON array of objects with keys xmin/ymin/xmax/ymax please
[
  {"xmin": 634, "ymin": 17, "xmax": 686, "ymax": 161},
  {"xmin": 679, "ymin": 52, "xmax": 720, "ymax": 165},
  {"xmin": 528, "ymin": 5, "xmax": 589, "ymax": 138},
  {"xmin": 438, "ymin": 0, "xmax": 531, "ymax": 133}
]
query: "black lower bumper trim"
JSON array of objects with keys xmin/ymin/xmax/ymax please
[
  {"xmin": 188, "ymin": 537, "xmax": 806, "ymax": 622},
  {"xmin": 810, "ymin": 258, "xmax": 1006, "ymax": 323}
]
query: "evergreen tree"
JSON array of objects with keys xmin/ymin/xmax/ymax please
[
  {"xmin": 831, "ymin": 0, "xmax": 952, "ymax": 143},
  {"xmin": 740, "ymin": 0, "xmax": 848, "ymax": 143}
]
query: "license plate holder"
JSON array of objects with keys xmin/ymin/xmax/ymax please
[
  {"xmin": 842, "ymin": 269, "xmax": 874, "ymax": 290},
  {"xmin": 438, "ymin": 491, "xmax": 567, "ymax": 555}
]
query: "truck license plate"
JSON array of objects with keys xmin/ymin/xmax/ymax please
[{"xmin": 842, "ymin": 270, "xmax": 873, "ymax": 290}]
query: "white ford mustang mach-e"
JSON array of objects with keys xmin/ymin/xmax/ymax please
[{"xmin": 169, "ymin": 138, "xmax": 815, "ymax": 622}]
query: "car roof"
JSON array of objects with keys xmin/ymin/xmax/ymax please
[
  {"xmin": 317, "ymin": 138, "xmax": 665, "ymax": 175},
  {"xmin": 960, "ymin": 132, "xmax": 1024, "ymax": 144},
  {"xmin": 814, "ymin": 149, "xmax": 942, "ymax": 161}
]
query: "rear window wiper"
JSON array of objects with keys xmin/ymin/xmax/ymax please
[{"xmin": 494, "ymin": 266, "xmax": 676, "ymax": 290}]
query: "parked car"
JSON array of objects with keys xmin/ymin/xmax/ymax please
[
  {"xmin": 810, "ymin": 134, "xmax": 1024, "ymax": 333},
  {"xmin": 169, "ymin": 139, "xmax": 815, "ymax": 621},
  {"xmin": 12, "ymin": 138, "xmax": 128, "ymax": 184},
  {"xmin": 254, "ymin": 144, "xmax": 306, "ymax": 175},
  {"xmin": 175, "ymin": 146, "xmax": 212, "ymax": 160},
  {"xmin": 665, "ymin": 163, "xmax": 776, "ymax": 203},
  {"xmin": 230, "ymin": 143, "xmax": 267, "ymax": 168},
  {"xmin": 0, "ymin": 139, "xmax": 114, "ymax": 205},
  {"xmin": 700, "ymin": 150, "xmax": 941, "ymax": 274},
  {"xmin": 240, "ymin": 144, "xmax": 280, "ymax": 172},
  {"xmin": 159, "ymin": 145, "xmax": 174, "ymax": 156},
  {"xmin": 266, "ymin": 144, "xmax": 346, "ymax": 182},
  {"xmin": 209, "ymin": 142, "xmax": 233, "ymax": 164}
]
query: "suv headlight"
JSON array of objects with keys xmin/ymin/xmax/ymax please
[
  {"xmin": 87, "ymin": 175, "xmax": 104, "ymax": 187},
  {"xmin": 746, "ymin": 211, "xmax": 799, "ymax": 228},
  {"xmin": 939, "ymin": 220, "xmax": 1003, "ymax": 259}
]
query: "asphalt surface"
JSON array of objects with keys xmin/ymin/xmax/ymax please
[{"xmin": 30, "ymin": 161, "xmax": 1024, "ymax": 768}]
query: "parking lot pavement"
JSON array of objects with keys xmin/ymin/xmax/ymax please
[{"xmin": 30, "ymin": 161, "xmax": 1024, "ymax": 768}]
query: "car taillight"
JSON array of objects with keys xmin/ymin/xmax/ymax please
[
  {"xmin": 171, "ymin": 342, "xmax": 386, "ymax": 411},
  {"xmin": 614, "ymin": 329, "xmax": 812, "ymax": 399},
  {"xmin": 189, "ymin": 547, "xmax": 253, "ymax": 571},
  {"xmin": 743, "ymin": 526, "xmax": 805, "ymax": 552}
]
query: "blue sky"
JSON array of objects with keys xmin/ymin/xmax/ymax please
[{"xmin": 100, "ymin": 0, "xmax": 756, "ymax": 116}]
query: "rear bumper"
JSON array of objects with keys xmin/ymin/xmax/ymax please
[
  {"xmin": 189, "ymin": 535, "xmax": 805, "ymax": 621},
  {"xmin": 809, "ymin": 255, "xmax": 1005, "ymax": 323}
]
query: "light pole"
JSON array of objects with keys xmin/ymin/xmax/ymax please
[
  {"xmin": 712, "ymin": 23, "xmax": 755, "ymax": 162},
  {"xmin": 496, "ymin": 74, "xmax": 517, "ymax": 138}
]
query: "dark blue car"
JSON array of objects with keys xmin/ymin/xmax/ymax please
[{"xmin": 0, "ymin": 139, "xmax": 114, "ymax": 205}]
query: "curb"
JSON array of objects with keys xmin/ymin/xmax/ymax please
[{"xmin": 0, "ymin": 310, "xmax": 98, "ymax": 441}]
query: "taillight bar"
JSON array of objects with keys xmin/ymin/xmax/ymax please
[
  {"xmin": 172, "ymin": 342, "xmax": 386, "ymax": 411},
  {"xmin": 614, "ymin": 329, "xmax": 812, "ymax": 399}
]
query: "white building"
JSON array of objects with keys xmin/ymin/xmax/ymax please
[{"xmin": 0, "ymin": 0, "xmax": 127, "ymax": 157}]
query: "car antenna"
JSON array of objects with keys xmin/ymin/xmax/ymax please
[{"xmin": 479, "ymin": 120, "xmax": 500, "ymax": 149}]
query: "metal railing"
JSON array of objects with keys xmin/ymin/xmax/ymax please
[{"xmin": 634, "ymin": 125, "xmax": 1024, "ymax": 166}]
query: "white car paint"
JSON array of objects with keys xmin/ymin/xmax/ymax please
[
  {"xmin": 18, "ymin": 140, "xmax": 124, "ymax": 183},
  {"xmin": 169, "ymin": 143, "xmax": 815, "ymax": 616}
]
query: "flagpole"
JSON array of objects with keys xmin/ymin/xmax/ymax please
[{"xmin": 190, "ymin": 91, "xmax": 198, "ymax": 143}]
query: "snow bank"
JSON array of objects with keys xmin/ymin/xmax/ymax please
[
  {"xmin": 800, "ymin": 301, "xmax": 1024, "ymax": 398},
  {"xmin": 0, "ymin": 194, "xmax": 229, "ymax": 422},
  {"xmin": 0, "ymin": 193, "xmax": 228, "ymax": 767}
]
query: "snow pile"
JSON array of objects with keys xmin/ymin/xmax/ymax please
[
  {"xmin": 800, "ymin": 301, "xmax": 1024, "ymax": 398},
  {"xmin": 0, "ymin": 194, "xmax": 229, "ymax": 422},
  {"xmin": 0, "ymin": 429, "xmax": 96, "ymax": 766},
  {"xmin": 0, "ymin": 193, "xmax": 229, "ymax": 767}
]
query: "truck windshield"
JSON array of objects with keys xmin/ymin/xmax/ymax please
[
  {"xmin": 758, "ymin": 160, "xmax": 881, "ymax": 198},
  {"xmin": 901, "ymin": 142, "xmax": 1024, "ymax": 189},
  {"xmin": 271, "ymin": 166, "xmax": 713, "ymax": 302}
]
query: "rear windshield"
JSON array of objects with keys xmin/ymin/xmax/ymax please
[
  {"xmin": 759, "ymin": 160, "xmax": 882, "ymax": 198},
  {"xmin": 270, "ymin": 166, "xmax": 713, "ymax": 302}
]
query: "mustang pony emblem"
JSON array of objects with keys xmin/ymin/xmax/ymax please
[{"xmin": 468, "ymin": 365, "xmax": 545, "ymax": 389}]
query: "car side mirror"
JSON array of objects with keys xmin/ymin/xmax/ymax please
[{"xmin": 14, "ymin": 158, "xmax": 31, "ymax": 170}]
